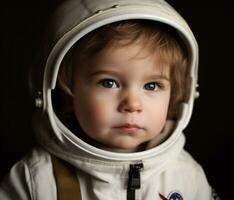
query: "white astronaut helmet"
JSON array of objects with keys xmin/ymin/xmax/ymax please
[{"xmin": 31, "ymin": 0, "xmax": 199, "ymax": 161}]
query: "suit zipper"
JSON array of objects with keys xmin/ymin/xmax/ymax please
[{"xmin": 127, "ymin": 162, "xmax": 144, "ymax": 200}]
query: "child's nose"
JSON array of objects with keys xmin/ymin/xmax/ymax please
[{"xmin": 118, "ymin": 92, "xmax": 143, "ymax": 113}]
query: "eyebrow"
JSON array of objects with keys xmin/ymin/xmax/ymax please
[
  {"xmin": 88, "ymin": 70, "xmax": 120, "ymax": 77},
  {"xmin": 88, "ymin": 69, "xmax": 170, "ymax": 82},
  {"xmin": 146, "ymin": 74, "xmax": 170, "ymax": 82}
]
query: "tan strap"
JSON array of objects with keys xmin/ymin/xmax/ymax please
[{"xmin": 51, "ymin": 155, "xmax": 82, "ymax": 200}]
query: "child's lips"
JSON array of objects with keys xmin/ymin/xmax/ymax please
[{"xmin": 113, "ymin": 124, "xmax": 144, "ymax": 133}]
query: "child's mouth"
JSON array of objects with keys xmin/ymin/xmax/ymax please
[{"xmin": 113, "ymin": 124, "xmax": 143, "ymax": 133}]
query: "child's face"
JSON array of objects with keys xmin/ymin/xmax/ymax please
[{"xmin": 72, "ymin": 42, "xmax": 171, "ymax": 152}]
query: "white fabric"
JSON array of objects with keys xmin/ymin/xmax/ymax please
[
  {"xmin": 0, "ymin": 138, "xmax": 213, "ymax": 200},
  {"xmin": 0, "ymin": 0, "xmax": 213, "ymax": 199}
]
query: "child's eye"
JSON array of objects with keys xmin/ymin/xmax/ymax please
[
  {"xmin": 98, "ymin": 79, "xmax": 120, "ymax": 88},
  {"xmin": 144, "ymin": 82, "xmax": 161, "ymax": 91}
]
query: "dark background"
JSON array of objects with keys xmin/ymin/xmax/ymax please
[{"xmin": 1, "ymin": 1, "xmax": 233, "ymax": 199}]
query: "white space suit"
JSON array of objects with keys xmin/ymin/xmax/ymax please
[{"xmin": 0, "ymin": 0, "xmax": 217, "ymax": 199}]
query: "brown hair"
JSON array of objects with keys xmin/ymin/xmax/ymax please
[{"xmin": 56, "ymin": 20, "xmax": 190, "ymax": 119}]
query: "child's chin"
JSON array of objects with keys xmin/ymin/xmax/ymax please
[{"xmin": 110, "ymin": 142, "xmax": 142, "ymax": 153}]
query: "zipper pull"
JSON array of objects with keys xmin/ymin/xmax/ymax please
[{"xmin": 127, "ymin": 163, "xmax": 143, "ymax": 200}]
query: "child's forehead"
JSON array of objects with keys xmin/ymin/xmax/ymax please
[
  {"xmin": 74, "ymin": 41, "xmax": 170, "ymax": 77},
  {"xmin": 97, "ymin": 40, "xmax": 170, "ymax": 66}
]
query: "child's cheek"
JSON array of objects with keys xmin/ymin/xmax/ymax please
[{"xmin": 89, "ymin": 97, "xmax": 112, "ymax": 122}]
